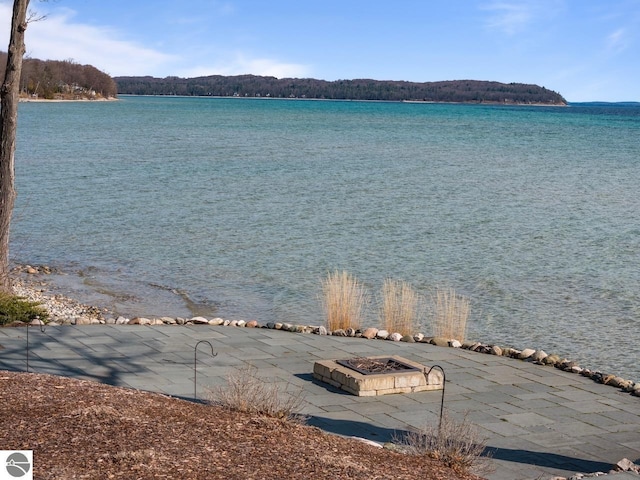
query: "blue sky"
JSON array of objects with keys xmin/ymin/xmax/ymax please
[{"xmin": 2, "ymin": 0, "xmax": 639, "ymax": 101}]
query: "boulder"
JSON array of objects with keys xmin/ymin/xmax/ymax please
[
  {"xmin": 332, "ymin": 329, "xmax": 347, "ymax": 337},
  {"xmin": 430, "ymin": 337, "xmax": 450, "ymax": 348},
  {"xmin": 450, "ymin": 339, "xmax": 462, "ymax": 348},
  {"xmin": 316, "ymin": 325, "xmax": 328, "ymax": 335},
  {"xmin": 413, "ymin": 333, "xmax": 424, "ymax": 342},
  {"xmin": 530, "ymin": 350, "xmax": 548, "ymax": 363},
  {"xmin": 388, "ymin": 332, "xmax": 403, "ymax": 342},
  {"xmin": 518, "ymin": 348, "xmax": 536, "ymax": 360},
  {"xmin": 245, "ymin": 320, "xmax": 258, "ymax": 328},
  {"xmin": 376, "ymin": 329, "xmax": 389, "ymax": 340},
  {"xmin": 362, "ymin": 327, "xmax": 378, "ymax": 339},
  {"xmin": 209, "ymin": 318, "xmax": 224, "ymax": 326},
  {"xmin": 490, "ymin": 345, "xmax": 503, "ymax": 356},
  {"xmin": 191, "ymin": 316, "xmax": 209, "ymax": 324},
  {"xmin": 115, "ymin": 316, "xmax": 129, "ymax": 325},
  {"xmin": 401, "ymin": 334, "xmax": 415, "ymax": 343}
]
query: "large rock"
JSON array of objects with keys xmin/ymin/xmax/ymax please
[
  {"xmin": 430, "ymin": 337, "xmax": 450, "ymax": 347},
  {"xmin": 191, "ymin": 316, "xmax": 209, "ymax": 324},
  {"xmin": 245, "ymin": 320, "xmax": 258, "ymax": 328},
  {"xmin": 362, "ymin": 327, "xmax": 378, "ymax": 339},
  {"xmin": 376, "ymin": 329, "xmax": 389, "ymax": 340},
  {"xmin": 401, "ymin": 334, "xmax": 415, "ymax": 343},
  {"xmin": 388, "ymin": 332, "xmax": 403, "ymax": 342},
  {"xmin": 518, "ymin": 348, "xmax": 536, "ymax": 360}
]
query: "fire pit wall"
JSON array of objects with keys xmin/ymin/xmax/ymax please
[{"xmin": 313, "ymin": 355, "xmax": 443, "ymax": 397}]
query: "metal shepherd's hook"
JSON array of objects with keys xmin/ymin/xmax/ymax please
[
  {"xmin": 424, "ymin": 364, "xmax": 446, "ymax": 432},
  {"xmin": 26, "ymin": 319, "xmax": 47, "ymax": 373},
  {"xmin": 194, "ymin": 340, "xmax": 217, "ymax": 400}
]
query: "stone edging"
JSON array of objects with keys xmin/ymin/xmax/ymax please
[{"xmin": 12, "ymin": 313, "xmax": 640, "ymax": 399}]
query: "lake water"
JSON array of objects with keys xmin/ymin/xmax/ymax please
[{"xmin": 12, "ymin": 96, "xmax": 640, "ymax": 380}]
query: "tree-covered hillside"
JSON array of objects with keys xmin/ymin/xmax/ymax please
[
  {"xmin": 0, "ymin": 53, "xmax": 117, "ymax": 100},
  {"xmin": 115, "ymin": 75, "xmax": 566, "ymax": 105}
]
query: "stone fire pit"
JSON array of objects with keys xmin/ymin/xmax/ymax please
[{"xmin": 313, "ymin": 355, "xmax": 444, "ymax": 396}]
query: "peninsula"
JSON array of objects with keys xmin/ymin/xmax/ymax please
[{"xmin": 114, "ymin": 75, "xmax": 567, "ymax": 105}]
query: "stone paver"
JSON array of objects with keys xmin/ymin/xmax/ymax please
[{"xmin": 1, "ymin": 324, "xmax": 639, "ymax": 479}]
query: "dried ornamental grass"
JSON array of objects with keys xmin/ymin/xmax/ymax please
[
  {"xmin": 396, "ymin": 411, "xmax": 492, "ymax": 476},
  {"xmin": 380, "ymin": 279, "xmax": 422, "ymax": 336},
  {"xmin": 432, "ymin": 287, "xmax": 470, "ymax": 342},
  {"xmin": 322, "ymin": 270, "xmax": 368, "ymax": 331},
  {"xmin": 208, "ymin": 364, "xmax": 306, "ymax": 422}
]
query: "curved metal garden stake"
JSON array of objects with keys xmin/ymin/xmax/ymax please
[
  {"xmin": 424, "ymin": 364, "xmax": 446, "ymax": 432},
  {"xmin": 26, "ymin": 321, "xmax": 47, "ymax": 373},
  {"xmin": 194, "ymin": 340, "xmax": 217, "ymax": 400}
]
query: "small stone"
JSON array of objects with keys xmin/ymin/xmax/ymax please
[
  {"xmin": 316, "ymin": 325, "xmax": 328, "ymax": 335},
  {"xmin": 160, "ymin": 316, "xmax": 176, "ymax": 324},
  {"xmin": 223, "ymin": 319, "xmax": 231, "ymax": 326},
  {"xmin": 518, "ymin": 348, "xmax": 536, "ymax": 360},
  {"xmin": 229, "ymin": 320, "xmax": 239, "ymax": 327},
  {"xmin": 430, "ymin": 337, "xmax": 450, "ymax": 347},
  {"xmin": 274, "ymin": 322, "xmax": 283, "ymax": 330},
  {"xmin": 632, "ymin": 387, "xmax": 640, "ymax": 397},
  {"xmin": 175, "ymin": 317, "xmax": 186, "ymax": 325},
  {"xmin": 413, "ymin": 333, "xmax": 424, "ymax": 342},
  {"xmin": 115, "ymin": 316, "xmax": 129, "ymax": 325},
  {"xmin": 543, "ymin": 354, "xmax": 561, "ymax": 365},
  {"xmin": 26, "ymin": 266, "xmax": 38, "ymax": 274},
  {"xmin": 490, "ymin": 345, "xmax": 503, "ymax": 356},
  {"xmin": 616, "ymin": 458, "xmax": 635, "ymax": 472},
  {"xmin": 236, "ymin": 320, "xmax": 246, "ymax": 327},
  {"xmin": 266, "ymin": 322, "xmax": 276, "ymax": 329},
  {"xmin": 376, "ymin": 329, "xmax": 389, "ymax": 340},
  {"xmin": 450, "ymin": 339, "xmax": 462, "ymax": 348},
  {"xmin": 362, "ymin": 327, "xmax": 378, "ymax": 339},
  {"xmin": 245, "ymin": 320, "xmax": 258, "ymax": 328},
  {"xmin": 191, "ymin": 316, "xmax": 209, "ymax": 324},
  {"xmin": 388, "ymin": 332, "xmax": 403, "ymax": 342},
  {"xmin": 332, "ymin": 329, "xmax": 347, "ymax": 337},
  {"xmin": 461, "ymin": 341, "xmax": 476, "ymax": 349},
  {"xmin": 530, "ymin": 350, "xmax": 548, "ymax": 363},
  {"xmin": 345, "ymin": 327, "xmax": 356, "ymax": 337},
  {"xmin": 208, "ymin": 318, "xmax": 223, "ymax": 326},
  {"xmin": 401, "ymin": 334, "xmax": 415, "ymax": 343}
]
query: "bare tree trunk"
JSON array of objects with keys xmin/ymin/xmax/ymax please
[{"xmin": 0, "ymin": 0, "xmax": 31, "ymax": 293}]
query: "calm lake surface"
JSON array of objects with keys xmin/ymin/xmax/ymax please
[{"xmin": 12, "ymin": 96, "xmax": 640, "ymax": 380}]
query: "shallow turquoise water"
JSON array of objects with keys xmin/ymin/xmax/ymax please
[{"xmin": 12, "ymin": 96, "xmax": 640, "ymax": 379}]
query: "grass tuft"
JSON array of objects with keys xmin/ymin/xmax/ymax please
[
  {"xmin": 208, "ymin": 364, "xmax": 306, "ymax": 423},
  {"xmin": 395, "ymin": 411, "xmax": 492, "ymax": 475},
  {"xmin": 431, "ymin": 287, "xmax": 469, "ymax": 341},
  {"xmin": 379, "ymin": 279, "xmax": 421, "ymax": 336},
  {"xmin": 322, "ymin": 270, "xmax": 367, "ymax": 331}
]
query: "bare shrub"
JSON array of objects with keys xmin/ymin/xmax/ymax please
[
  {"xmin": 208, "ymin": 364, "xmax": 306, "ymax": 423},
  {"xmin": 396, "ymin": 411, "xmax": 492, "ymax": 475},
  {"xmin": 322, "ymin": 270, "xmax": 368, "ymax": 331},
  {"xmin": 431, "ymin": 287, "xmax": 470, "ymax": 341},
  {"xmin": 379, "ymin": 279, "xmax": 422, "ymax": 336}
]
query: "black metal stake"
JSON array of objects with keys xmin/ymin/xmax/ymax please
[
  {"xmin": 194, "ymin": 340, "xmax": 217, "ymax": 400},
  {"xmin": 424, "ymin": 364, "xmax": 446, "ymax": 431},
  {"xmin": 26, "ymin": 320, "xmax": 47, "ymax": 373}
]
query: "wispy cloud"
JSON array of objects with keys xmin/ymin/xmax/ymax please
[
  {"xmin": 606, "ymin": 27, "xmax": 629, "ymax": 53},
  {"xmin": 481, "ymin": 2, "xmax": 533, "ymax": 35}
]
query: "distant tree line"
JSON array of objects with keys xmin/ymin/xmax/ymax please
[
  {"xmin": 0, "ymin": 53, "xmax": 117, "ymax": 100},
  {"xmin": 114, "ymin": 75, "xmax": 566, "ymax": 105}
]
